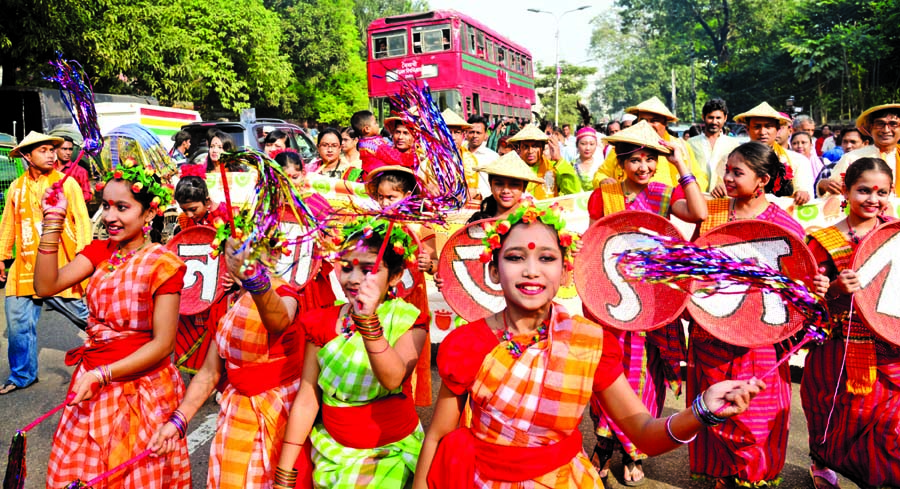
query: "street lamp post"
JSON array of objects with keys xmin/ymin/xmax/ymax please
[{"xmin": 527, "ymin": 6, "xmax": 590, "ymax": 127}]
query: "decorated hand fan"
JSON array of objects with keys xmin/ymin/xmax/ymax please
[
  {"xmin": 166, "ymin": 226, "xmax": 227, "ymax": 315},
  {"xmin": 852, "ymin": 220, "xmax": 900, "ymax": 346},
  {"xmin": 436, "ymin": 218, "xmax": 504, "ymax": 321},
  {"xmin": 575, "ymin": 211, "xmax": 688, "ymax": 331}
]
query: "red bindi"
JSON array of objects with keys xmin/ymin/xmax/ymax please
[
  {"xmin": 352, "ymin": 258, "xmax": 359, "ymax": 266},
  {"xmin": 873, "ymin": 185, "xmax": 879, "ymax": 191},
  {"xmin": 528, "ymin": 242, "xmax": 535, "ymax": 250}
]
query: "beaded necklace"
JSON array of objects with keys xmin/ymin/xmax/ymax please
[
  {"xmin": 340, "ymin": 312, "xmax": 355, "ymax": 339},
  {"xmin": 846, "ymin": 217, "xmax": 881, "ymax": 245},
  {"xmin": 498, "ymin": 310, "xmax": 550, "ymax": 359},
  {"xmin": 106, "ymin": 243, "xmax": 145, "ymax": 275}
]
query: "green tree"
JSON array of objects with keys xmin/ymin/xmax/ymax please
[
  {"xmin": 352, "ymin": 0, "xmax": 429, "ymax": 58},
  {"xmin": 270, "ymin": 0, "xmax": 369, "ymax": 124},
  {"xmin": 534, "ymin": 62, "xmax": 597, "ymax": 126},
  {"xmin": 0, "ymin": 0, "xmax": 101, "ymax": 86},
  {"xmin": 781, "ymin": 0, "xmax": 900, "ymax": 122}
]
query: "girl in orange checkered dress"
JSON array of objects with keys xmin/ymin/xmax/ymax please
[
  {"xmin": 34, "ymin": 162, "xmax": 191, "ymax": 488},
  {"xmin": 150, "ymin": 226, "xmax": 329, "ymax": 488},
  {"xmin": 413, "ymin": 200, "xmax": 766, "ymax": 489}
]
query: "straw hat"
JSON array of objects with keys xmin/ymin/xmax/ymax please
[
  {"xmin": 384, "ymin": 116, "xmax": 411, "ymax": 134},
  {"xmin": 856, "ymin": 103, "xmax": 900, "ymax": 134},
  {"xmin": 625, "ymin": 96, "xmax": 678, "ymax": 122},
  {"xmin": 476, "ymin": 151, "xmax": 543, "ymax": 184},
  {"xmin": 441, "ymin": 109, "xmax": 471, "ymax": 128},
  {"xmin": 10, "ymin": 131, "xmax": 64, "ymax": 158},
  {"xmin": 363, "ymin": 159, "xmax": 416, "ymax": 197},
  {"xmin": 507, "ymin": 124, "xmax": 549, "ymax": 143},
  {"xmin": 733, "ymin": 102, "xmax": 791, "ymax": 126},
  {"xmin": 602, "ymin": 120, "xmax": 671, "ymax": 154}
]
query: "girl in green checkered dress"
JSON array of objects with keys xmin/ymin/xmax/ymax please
[{"xmin": 274, "ymin": 219, "xmax": 427, "ymax": 489}]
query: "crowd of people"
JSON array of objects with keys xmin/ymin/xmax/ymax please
[{"xmin": 1, "ymin": 95, "xmax": 898, "ymax": 489}]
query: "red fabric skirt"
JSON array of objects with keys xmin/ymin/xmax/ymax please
[{"xmin": 801, "ymin": 337, "xmax": 900, "ymax": 487}]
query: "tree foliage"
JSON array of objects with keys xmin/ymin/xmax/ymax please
[
  {"xmin": 0, "ymin": 0, "xmax": 425, "ymax": 123},
  {"xmin": 534, "ymin": 62, "xmax": 597, "ymax": 126},
  {"xmin": 352, "ymin": 0, "xmax": 429, "ymax": 58},
  {"xmin": 591, "ymin": 0, "xmax": 900, "ymax": 124}
]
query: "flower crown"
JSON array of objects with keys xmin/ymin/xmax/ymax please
[
  {"xmin": 479, "ymin": 198, "xmax": 579, "ymax": 271},
  {"xmin": 94, "ymin": 156, "xmax": 174, "ymax": 216},
  {"xmin": 327, "ymin": 217, "xmax": 418, "ymax": 268}
]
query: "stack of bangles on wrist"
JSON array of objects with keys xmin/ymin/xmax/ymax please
[
  {"xmin": 90, "ymin": 365, "xmax": 112, "ymax": 386},
  {"xmin": 242, "ymin": 267, "xmax": 272, "ymax": 295},
  {"xmin": 350, "ymin": 312, "xmax": 383, "ymax": 341},
  {"xmin": 39, "ymin": 216, "xmax": 66, "ymax": 254},
  {"xmin": 692, "ymin": 391, "xmax": 727, "ymax": 426},
  {"xmin": 678, "ymin": 173, "xmax": 697, "ymax": 187},
  {"xmin": 167, "ymin": 409, "xmax": 188, "ymax": 439},
  {"xmin": 273, "ymin": 467, "xmax": 298, "ymax": 489}
]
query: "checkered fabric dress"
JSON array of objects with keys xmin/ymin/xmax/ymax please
[
  {"xmin": 308, "ymin": 299, "xmax": 424, "ymax": 488},
  {"xmin": 46, "ymin": 245, "xmax": 191, "ymax": 488},
  {"xmin": 802, "ymin": 225, "xmax": 900, "ymax": 487},
  {"xmin": 687, "ymin": 203, "xmax": 805, "ymax": 484},
  {"xmin": 469, "ymin": 304, "xmax": 605, "ymax": 488},
  {"xmin": 207, "ymin": 282, "xmax": 303, "ymax": 489}
]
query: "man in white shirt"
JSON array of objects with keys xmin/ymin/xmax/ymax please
[
  {"xmin": 467, "ymin": 114, "xmax": 499, "ymax": 199},
  {"xmin": 818, "ymin": 103, "xmax": 900, "ymax": 197},
  {"xmin": 688, "ymin": 98, "xmax": 740, "ymax": 193}
]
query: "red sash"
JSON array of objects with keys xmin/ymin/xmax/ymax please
[
  {"xmin": 426, "ymin": 426, "xmax": 583, "ymax": 487},
  {"xmin": 65, "ymin": 333, "xmax": 171, "ymax": 382},
  {"xmin": 225, "ymin": 351, "xmax": 303, "ymax": 397},
  {"xmin": 321, "ymin": 394, "xmax": 419, "ymax": 449}
]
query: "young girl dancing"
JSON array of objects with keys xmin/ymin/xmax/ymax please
[
  {"xmin": 35, "ymin": 155, "xmax": 191, "ymax": 488},
  {"xmin": 414, "ymin": 199, "xmax": 765, "ymax": 488},
  {"xmin": 585, "ymin": 120, "xmax": 707, "ymax": 484},
  {"xmin": 689, "ymin": 141, "xmax": 828, "ymax": 488},
  {"xmin": 803, "ymin": 157, "xmax": 900, "ymax": 489},
  {"xmin": 274, "ymin": 219, "xmax": 427, "ymax": 488}
]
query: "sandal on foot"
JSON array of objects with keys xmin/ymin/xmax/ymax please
[
  {"xmin": 622, "ymin": 455, "xmax": 646, "ymax": 487},
  {"xmin": 0, "ymin": 379, "xmax": 37, "ymax": 395},
  {"xmin": 809, "ymin": 465, "xmax": 841, "ymax": 489},
  {"xmin": 714, "ymin": 478, "xmax": 734, "ymax": 489},
  {"xmin": 589, "ymin": 440, "xmax": 614, "ymax": 480}
]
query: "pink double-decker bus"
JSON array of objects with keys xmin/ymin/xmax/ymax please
[{"xmin": 367, "ymin": 10, "xmax": 536, "ymax": 123}]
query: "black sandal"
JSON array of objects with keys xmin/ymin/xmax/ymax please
[
  {"xmin": 589, "ymin": 437, "xmax": 615, "ymax": 479},
  {"xmin": 622, "ymin": 453, "xmax": 647, "ymax": 486}
]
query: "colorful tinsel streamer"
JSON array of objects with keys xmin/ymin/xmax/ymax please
[
  {"xmin": 334, "ymin": 80, "xmax": 466, "ymax": 227},
  {"xmin": 615, "ymin": 233, "xmax": 829, "ymax": 329},
  {"xmin": 211, "ymin": 149, "xmax": 327, "ymax": 273},
  {"xmin": 43, "ymin": 53, "xmax": 103, "ymax": 164}
]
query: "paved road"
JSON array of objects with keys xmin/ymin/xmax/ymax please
[{"xmin": 0, "ymin": 304, "xmax": 856, "ymax": 488}]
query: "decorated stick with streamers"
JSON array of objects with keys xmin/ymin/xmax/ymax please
[
  {"xmin": 43, "ymin": 54, "xmax": 103, "ymax": 206},
  {"xmin": 371, "ymin": 221, "xmax": 395, "ymax": 274},
  {"xmin": 62, "ymin": 449, "xmax": 153, "ymax": 488},
  {"xmin": 4, "ymin": 394, "xmax": 75, "ymax": 489},
  {"xmin": 218, "ymin": 163, "xmax": 237, "ymax": 239}
]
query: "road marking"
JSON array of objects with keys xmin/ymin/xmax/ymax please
[{"xmin": 187, "ymin": 413, "xmax": 218, "ymax": 454}]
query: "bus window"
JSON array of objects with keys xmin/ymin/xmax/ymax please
[
  {"xmin": 498, "ymin": 47, "xmax": 506, "ymax": 67},
  {"xmin": 476, "ymin": 31, "xmax": 485, "ymax": 58},
  {"xmin": 432, "ymin": 89, "xmax": 462, "ymax": 113},
  {"xmin": 372, "ymin": 29, "xmax": 407, "ymax": 59},
  {"xmin": 466, "ymin": 25, "xmax": 477, "ymax": 55},
  {"xmin": 473, "ymin": 92, "xmax": 481, "ymax": 116},
  {"xmin": 412, "ymin": 24, "xmax": 451, "ymax": 54},
  {"xmin": 486, "ymin": 39, "xmax": 494, "ymax": 63}
]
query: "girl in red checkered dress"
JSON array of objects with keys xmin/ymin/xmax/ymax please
[
  {"xmin": 34, "ymin": 160, "xmax": 191, "ymax": 488},
  {"xmin": 413, "ymin": 200, "xmax": 766, "ymax": 489}
]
